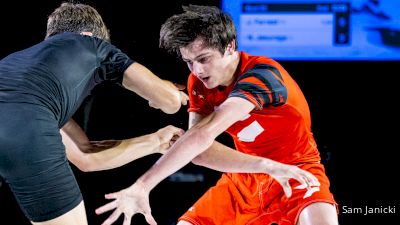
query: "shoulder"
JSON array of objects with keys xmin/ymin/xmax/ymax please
[
  {"xmin": 47, "ymin": 32, "xmax": 87, "ymax": 42},
  {"xmin": 47, "ymin": 32, "xmax": 112, "ymax": 48},
  {"xmin": 243, "ymin": 54, "xmax": 280, "ymax": 72},
  {"xmin": 238, "ymin": 54, "xmax": 286, "ymax": 83}
]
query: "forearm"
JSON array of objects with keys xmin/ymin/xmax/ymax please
[
  {"xmin": 136, "ymin": 98, "xmax": 255, "ymax": 192},
  {"xmin": 122, "ymin": 62, "xmax": 182, "ymax": 114},
  {"xmin": 64, "ymin": 131, "xmax": 160, "ymax": 172},
  {"xmin": 192, "ymin": 141, "xmax": 283, "ymax": 174},
  {"xmin": 137, "ymin": 127, "xmax": 213, "ymax": 192},
  {"xmin": 188, "ymin": 110, "xmax": 280, "ymax": 174}
]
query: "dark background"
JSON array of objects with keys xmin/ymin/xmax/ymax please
[{"xmin": 0, "ymin": 0, "xmax": 398, "ymax": 224}]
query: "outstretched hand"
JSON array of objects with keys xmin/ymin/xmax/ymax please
[
  {"xmin": 269, "ymin": 162, "xmax": 320, "ymax": 198},
  {"xmin": 95, "ymin": 182, "xmax": 156, "ymax": 225}
]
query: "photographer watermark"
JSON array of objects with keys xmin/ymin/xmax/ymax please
[{"xmin": 341, "ymin": 204, "xmax": 396, "ymax": 216}]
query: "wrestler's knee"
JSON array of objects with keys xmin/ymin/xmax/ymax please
[
  {"xmin": 177, "ymin": 220, "xmax": 194, "ymax": 225},
  {"xmin": 297, "ymin": 202, "xmax": 338, "ymax": 225}
]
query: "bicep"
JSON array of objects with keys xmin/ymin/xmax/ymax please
[{"xmin": 121, "ymin": 62, "xmax": 155, "ymax": 99}]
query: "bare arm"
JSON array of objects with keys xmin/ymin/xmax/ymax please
[
  {"xmin": 61, "ymin": 119, "xmax": 184, "ymax": 172},
  {"xmin": 95, "ymin": 97, "xmax": 321, "ymax": 225},
  {"xmin": 136, "ymin": 97, "xmax": 255, "ymax": 191},
  {"xmin": 122, "ymin": 62, "xmax": 188, "ymax": 114},
  {"xmin": 192, "ymin": 140, "xmax": 284, "ymax": 174},
  {"xmin": 190, "ymin": 112, "xmax": 308, "ymax": 175},
  {"xmin": 189, "ymin": 111, "xmax": 270, "ymax": 172}
]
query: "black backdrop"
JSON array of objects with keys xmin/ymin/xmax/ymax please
[{"xmin": 0, "ymin": 1, "xmax": 399, "ymax": 224}]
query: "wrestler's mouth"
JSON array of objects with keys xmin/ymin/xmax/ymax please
[{"xmin": 201, "ymin": 76, "xmax": 210, "ymax": 82}]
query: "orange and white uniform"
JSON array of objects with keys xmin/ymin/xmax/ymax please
[{"xmin": 179, "ymin": 52, "xmax": 337, "ymax": 225}]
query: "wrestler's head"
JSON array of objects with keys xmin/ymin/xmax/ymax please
[{"xmin": 45, "ymin": 2, "xmax": 110, "ymax": 42}]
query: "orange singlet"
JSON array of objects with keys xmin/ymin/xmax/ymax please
[{"xmin": 179, "ymin": 52, "xmax": 337, "ymax": 225}]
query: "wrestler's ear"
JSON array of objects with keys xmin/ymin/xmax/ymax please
[
  {"xmin": 80, "ymin": 31, "xmax": 93, "ymax": 37},
  {"xmin": 225, "ymin": 40, "xmax": 236, "ymax": 55}
]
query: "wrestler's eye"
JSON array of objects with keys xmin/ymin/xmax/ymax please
[
  {"xmin": 198, "ymin": 57, "xmax": 209, "ymax": 64},
  {"xmin": 183, "ymin": 59, "xmax": 193, "ymax": 66}
]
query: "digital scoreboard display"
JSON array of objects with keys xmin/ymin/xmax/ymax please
[{"xmin": 222, "ymin": 0, "xmax": 400, "ymax": 60}]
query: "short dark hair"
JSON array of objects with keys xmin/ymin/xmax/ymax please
[
  {"xmin": 159, "ymin": 5, "xmax": 237, "ymax": 56},
  {"xmin": 45, "ymin": 2, "xmax": 110, "ymax": 41}
]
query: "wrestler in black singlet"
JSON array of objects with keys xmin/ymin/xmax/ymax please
[{"xmin": 0, "ymin": 32, "xmax": 133, "ymax": 222}]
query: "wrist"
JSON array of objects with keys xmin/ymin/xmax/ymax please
[
  {"xmin": 153, "ymin": 131, "xmax": 162, "ymax": 154},
  {"xmin": 135, "ymin": 176, "xmax": 152, "ymax": 194},
  {"xmin": 261, "ymin": 158, "xmax": 280, "ymax": 174}
]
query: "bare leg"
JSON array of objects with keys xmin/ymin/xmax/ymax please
[
  {"xmin": 297, "ymin": 202, "xmax": 338, "ymax": 225},
  {"xmin": 31, "ymin": 201, "xmax": 88, "ymax": 225},
  {"xmin": 177, "ymin": 220, "xmax": 194, "ymax": 225}
]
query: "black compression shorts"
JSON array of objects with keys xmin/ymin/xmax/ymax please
[{"xmin": 0, "ymin": 103, "xmax": 82, "ymax": 222}]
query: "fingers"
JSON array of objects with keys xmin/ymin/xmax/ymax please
[
  {"xmin": 280, "ymin": 180, "xmax": 292, "ymax": 198},
  {"xmin": 157, "ymin": 125, "xmax": 185, "ymax": 153},
  {"xmin": 168, "ymin": 81, "xmax": 188, "ymax": 105},
  {"xmin": 291, "ymin": 167, "xmax": 320, "ymax": 188},
  {"xmin": 172, "ymin": 127, "xmax": 185, "ymax": 137},
  {"xmin": 123, "ymin": 215, "xmax": 133, "ymax": 225},
  {"xmin": 159, "ymin": 125, "xmax": 180, "ymax": 134},
  {"xmin": 169, "ymin": 134, "xmax": 180, "ymax": 146},
  {"xmin": 276, "ymin": 166, "xmax": 321, "ymax": 199},
  {"xmin": 301, "ymin": 171, "xmax": 320, "ymax": 187},
  {"xmin": 294, "ymin": 184, "xmax": 308, "ymax": 190},
  {"xmin": 171, "ymin": 134, "xmax": 180, "ymax": 142},
  {"xmin": 95, "ymin": 194, "xmax": 118, "ymax": 215},
  {"xmin": 168, "ymin": 129, "xmax": 184, "ymax": 147},
  {"xmin": 119, "ymin": 211, "xmax": 155, "ymax": 225},
  {"xmin": 101, "ymin": 209, "xmax": 122, "ymax": 225},
  {"xmin": 164, "ymin": 125, "xmax": 185, "ymax": 137},
  {"xmin": 144, "ymin": 212, "xmax": 157, "ymax": 225},
  {"xmin": 180, "ymin": 91, "xmax": 189, "ymax": 105},
  {"xmin": 174, "ymin": 83, "xmax": 186, "ymax": 90}
]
